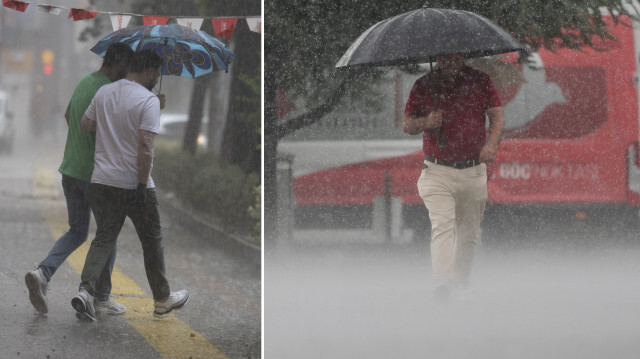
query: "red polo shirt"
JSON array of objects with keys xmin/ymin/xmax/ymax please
[{"xmin": 404, "ymin": 66, "xmax": 501, "ymax": 162}]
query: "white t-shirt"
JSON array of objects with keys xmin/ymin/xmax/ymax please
[{"xmin": 85, "ymin": 79, "xmax": 160, "ymax": 189}]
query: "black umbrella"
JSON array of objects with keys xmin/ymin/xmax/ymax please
[
  {"xmin": 336, "ymin": 7, "xmax": 523, "ymax": 68},
  {"xmin": 336, "ymin": 7, "xmax": 525, "ymax": 147}
]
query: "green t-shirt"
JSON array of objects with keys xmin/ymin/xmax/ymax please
[{"xmin": 58, "ymin": 71, "xmax": 111, "ymax": 181}]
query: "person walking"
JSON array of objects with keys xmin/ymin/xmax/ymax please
[
  {"xmin": 402, "ymin": 53, "xmax": 505, "ymax": 302},
  {"xmin": 72, "ymin": 50, "xmax": 188, "ymax": 322},
  {"xmin": 25, "ymin": 43, "xmax": 134, "ymax": 315}
]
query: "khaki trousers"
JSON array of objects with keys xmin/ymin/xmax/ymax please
[{"xmin": 417, "ymin": 160, "xmax": 487, "ymax": 287}]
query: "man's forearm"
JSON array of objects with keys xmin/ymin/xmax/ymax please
[
  {"xmin": 486, "ymin": 107, "xmax": 505, "ymax": 147},
  {"xmin": 403, "ymin": 110, "xmax": 443, "ymax": 135},
  {"xmin": 137, "ymin": 130, "xmax": 155, "ymax": 184}
]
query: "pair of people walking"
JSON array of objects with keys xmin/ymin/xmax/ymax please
[{"xmin": 25, "ymin": 45, "xmax": 188, "ymax": 321}]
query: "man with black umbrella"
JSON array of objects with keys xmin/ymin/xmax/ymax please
[{"xmin": 402, "ymin": 53, "xmax": 505, "ymax": 302}]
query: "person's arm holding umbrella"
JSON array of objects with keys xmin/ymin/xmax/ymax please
[
  {"xmin": 402, "ymin": 77, "xmax": 443, "ymax": 135},
  {"xmin": 80, "ymin": 114, "xmax": 96, "ymax": 132},
  {"xmin": 402, "ymin": 110, "xmax": 443, "ymax": 135}
]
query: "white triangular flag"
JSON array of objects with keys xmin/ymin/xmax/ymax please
[
  {"xmin": 177, "ymin": 18, "xmax": 204, "ymax": 30},
  {"xmin": 246, "ymin": 17, "xmax": 262, "ymax": 34},
  {"xmin": 110, "ymin": 14, "xmax": 132, "ymax": 31},
  {"xmin": 37, "ymin": 4, "xmax": 63, "ymax": 15}
]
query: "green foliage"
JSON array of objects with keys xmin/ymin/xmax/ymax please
[{"xmin": 153, "ymin": 141, "xmax": 260, "ymax": 241}]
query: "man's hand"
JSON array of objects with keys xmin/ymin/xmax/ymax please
[
  {"xmin": 133, "ymin": 183, "xmax": 147, "ymax": 207},
  {"xmin": 479, "ymin": 143, "xmax": 498, "ymax": 164},
  {"xmin": 425, "ymin": 110, "xmax": 443, "ymax": 129}
]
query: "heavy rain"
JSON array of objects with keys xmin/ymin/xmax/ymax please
[
  {"xmin": 266, "ymin": 1, "xmax": 640, "ymax": 359},
  {"xmin": 0, "ymin": 1, "xmax": 260, "ymax": 358}
]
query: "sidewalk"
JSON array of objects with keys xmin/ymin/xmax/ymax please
[{"xmin": 156, "ymin": 190, "xmax": 261, "ymax": 274}]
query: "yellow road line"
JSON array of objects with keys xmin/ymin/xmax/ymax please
[{"xmin": 35, "ymin": 169, "xmax": 228, "ymax": 359}]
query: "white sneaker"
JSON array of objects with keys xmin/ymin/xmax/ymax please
[
  {"xmin": 153, "ymin": 290, "xmax": 189, "ymax": 319},
  {"xmin": 25, "ymin": 268, "xmax": 48, "ymax": 314},
  {"xmin": 71, "ymin": 288, "xmax": 96, "ymax": 322},
  {"xmin": 95, "ymin": 296, "xmax": 126, "ymax": 315}
]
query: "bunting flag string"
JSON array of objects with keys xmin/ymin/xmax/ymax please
[{"xmin": 2, "ymin": 1, "xmax": 262, "ymax": 40}]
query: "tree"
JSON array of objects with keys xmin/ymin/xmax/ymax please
[
  {"xmin": 220, "ymin": 20, "xmax": 261, "ymax": 173},
  {"xmin": 264, "ymin": 0, "xmax": 640, "ymax": 241},
  {"xmin": 128, "ymin": 0, "xmax": 261, "ymax": 174},
  {"xmin": 193, "ymin": 1, "xmax": 261, "ymax": 175}
]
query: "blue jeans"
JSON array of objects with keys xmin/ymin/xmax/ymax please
[
  {"xmin": 38, "ymin": 175, "xmax": 116, "ymax": 301},
  {"xmin": 80, "ymin": 183, "xmax": 169, "ymax": 301}
]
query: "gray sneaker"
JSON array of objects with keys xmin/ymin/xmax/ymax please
[
  {"xmin": 95, "ymin": 297, "xmax": 126, "ymax": 315},
  {"xmin": 25, "ymin": 268, "xmax": 48, "ymax": 314},
  {"xmin": 71, "ymin": 288, "xmax": 96, "ymax": 322},
  {"xmin": 153, "ymin": 290, "xmax": 189, "ymax": 319}
]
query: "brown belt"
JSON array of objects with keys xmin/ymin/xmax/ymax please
[{"xmin": 424, "ymin": 155, "xmax": 481, "ymax": 169}]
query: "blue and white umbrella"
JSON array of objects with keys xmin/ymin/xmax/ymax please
[{"xmin": 91, "ymin": 24, "xmax": 235, "ymax": 79}]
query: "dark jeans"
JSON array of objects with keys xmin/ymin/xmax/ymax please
[
  {"xmin": 80, "ymin": 183, "xmax": 170, "ymax": 301},
  {"xmin": 39, "ymin": 175, "xmax": 116, "ymax": 301}
]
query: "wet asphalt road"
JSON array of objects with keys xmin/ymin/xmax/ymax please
[
  {"xmin": 0, "ymin": 138, "xmax": 260, "ymax": 359},
  {"xmin": 266, "ymin": 202, "xmax": 640, "ymax": 358}
]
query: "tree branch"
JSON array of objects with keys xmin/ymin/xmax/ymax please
[{"xmin": 274, "ymin": 77, "xmax": 349, "ymax": 140}]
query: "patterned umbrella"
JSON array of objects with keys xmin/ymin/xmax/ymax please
[{"xmin": 91, "ymin": 24, "xmax": 235, "ymax": 79}]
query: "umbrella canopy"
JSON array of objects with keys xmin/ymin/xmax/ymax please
[
  {"xmin": 336, "ymin": 7, "xmax": 524, "ymax": 68},
  {"xmin": 91, "ymin": 24, "xmax": 235, "ymax": 78}
]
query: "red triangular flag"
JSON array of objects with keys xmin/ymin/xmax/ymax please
[
  {"xmin": 68, "ymin": 8, "xmax": 98, "ymax": 21},
  {"xmin": 143, "ymin": 16, "xmax": 169, "ymax": 25},
  {"xmin": 2, "ymin": 0, "xmax": 29, "ymax": 12},
  {"xmin": 211, "ymin": 18, "xmax": 238, "ymax": 41}
]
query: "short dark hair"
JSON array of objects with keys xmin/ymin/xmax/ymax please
[
  {"xmin": 102, "ymin": 43, "xmax": 134, "ymax": 67},
  {"xmin": 129, "ymin": 50, "xmax": 163, "ymax": 74}
]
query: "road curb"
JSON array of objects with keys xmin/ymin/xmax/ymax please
[{"xmin": 157, "ymin": 191, "xmax": 261, "ymax": 274}]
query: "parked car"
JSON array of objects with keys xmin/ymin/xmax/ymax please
[
  {"xmin": 0, "ymin": 91, "xmax": 14, "ymax": 155},
  {"xmin": 158, "ymin": 113, "xmax": 209, "ymax": 147}
]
